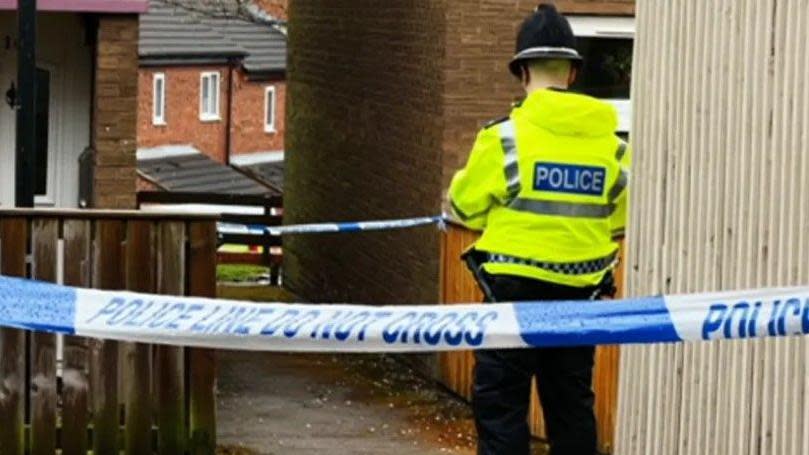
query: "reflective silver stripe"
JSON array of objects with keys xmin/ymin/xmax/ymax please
[
  {"xmin": 513, "ymin": 46, "xmax": 582, "ymax": 60},
  {"xmin": 499, "ymin": 120, "xmax": 521, "ymax": 201},
  {"xmin": 608, "ymin": 169, "xmax": 629, "ymax": 202},
  {"xmin": 509, "ymin": 198, "xmax": 616, "ymax": 218},
  {"xmin": 616, "ymin": 141, "xmax": 628, "ymax": 161},
  {"xmin": 607, "ymin": 142, "xmax": 630, "ymax": 202}
]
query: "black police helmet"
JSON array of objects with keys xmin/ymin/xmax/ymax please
[{"xmin": 509, "ymin": 3, "xmax": 583, "ymax": 78}]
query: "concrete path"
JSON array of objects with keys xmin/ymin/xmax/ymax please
[
  {"xmin": 217, "ymin": 352, "xmax": 478, "ymax": 455},
  {"xmin": 215, "ymin": 285, "xmax": 548, "ymax": 455}
]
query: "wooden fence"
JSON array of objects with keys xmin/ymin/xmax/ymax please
[
  {"xmin": 0, "ymin": 209, "xmax": 218, "ymax": 455},
  {"xmin": 138, "ymin": 191, "xmax": 284, "ymax": 284},
  {"xmin": 439, "ymin": 223, "xmax": 623, "ymax": 454}
]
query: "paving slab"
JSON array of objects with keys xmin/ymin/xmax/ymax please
[{"xmin": 217, "ymin": 352, "xmax": 477, "ymax": 455}]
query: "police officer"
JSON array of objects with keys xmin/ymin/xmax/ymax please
[{"xmin": 448, "ymin": 4, "xmax": 630, "ymax": 455}]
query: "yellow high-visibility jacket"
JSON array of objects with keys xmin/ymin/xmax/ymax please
[{"xmin": 449, "ymin": 88, "xmax": 630, "ymax": 287}]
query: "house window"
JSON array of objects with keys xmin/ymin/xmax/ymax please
[
  {"xmin": 264, "ymin": 86, "xmax": 276, "ymax": 133},
  {"xmin": 153, "ymin": 73, "xmax": 166, "ymax": 125},
  {"xmin": 199, "ymin": 71, "xmax": 220, "ymax": 121},
  {"xmin": 567, "ymin": 16, "xmax": 634, "ymax": 133},
  {"xmin": 572, "ymin": 38, "xmax": 632, "ymax": 99}
]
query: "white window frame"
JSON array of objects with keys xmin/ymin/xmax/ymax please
[
  {"xmin": 34, "ymin": 62, "xmax": 60, "ymax": 208},
  {"xmin": 567, "ymin": 16, "xmax": 635, "ymax": 39},
  {"xmin": 199, "ymin": 71, "xmax": 221, "ymax": 121},
  {"xmin": 264, "ymin": 86, "xmax": 277, "ymax": 133},
  {"xmin": 152, "ymin": 72, "xmax": 166, "ymax": 125},
  {"xmin": 568, "ymin": 16, "xmax": 635, "ymax": 133}
]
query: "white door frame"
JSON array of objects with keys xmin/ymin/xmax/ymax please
[{"xmin": 33, "ymin": 60, "xmax": 63, "ymax": 207}]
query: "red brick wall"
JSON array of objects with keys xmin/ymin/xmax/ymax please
[
  {"xmin": 137, "ymin": 175, "xmax": 160, "ymax": 192},
  {"xmin": 259, "ymin": 0, "xmax": 635, "ymax": 20},
  {"xmin": 230, "ymin": 72, "xmax": 286, "ymax": 155},
  {"xmin": 441, "ymin": 0, "xmax": 533, "ymax": 195},
  {"xmin": 253, "ymin": 0, "xmax": 288, "ymax": 19},
  {"xmin": 137, "ymin": 65, "xmax": 232, "ymax": 163},
  {"xmin": 284, "ymin": 0, "xmax": 446, "ymax": 306},
  {"xmin": 94, "ymin": 15, "xmax": 139, "ymax": 209},
  {"xmin": 555, "ymin": 0, "xmax": 634, "ymax": 15}
]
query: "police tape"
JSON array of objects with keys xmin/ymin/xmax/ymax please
[
  {"xmin": 217, "ymin": 215, "xmax": 447, "ymax": 237},
  {"xmin": 1, "ymin": 275, "xmax": 808, "ymax": 352}
]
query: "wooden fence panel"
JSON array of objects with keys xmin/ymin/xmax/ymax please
[
  {"xmin": 92, "ymin": 220, "xmax": 125, "ymax": 454},
  {"xmin": 438, "ymin": 225, "xmax": 480, "ymax": 401},
  {"xmin": 156, "ymin": 221, "xmax": 187, "ymax": 455},
  {"xmin": 0, "ymin": 211, "xmax": 218, "ymax": 453},
  {"xmin": 61, "ymin": 219, "xmax": 92, "ymax": 455},
  {"xmin": 30, "ymin": 218, "xmax": 59, "ymax": 455},
  {"xmin": 440, "ymin": 224, "xmax": 622, "ymax": 452},
  {"xmin": 188, "ymin": 221, "xmax": 218, "ymax": 454},
  {"xmin": 0, "ymin": 218, "xmax": 28, "ymax": 455},
  {"xmin": 124, "ymin": 220, "xmax": 156, "ymax": 454}
]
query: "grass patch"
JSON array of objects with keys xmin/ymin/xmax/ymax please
[
  {"xmin": 217, "ymin": 284, "xmax": 298, "ymax": 302},
  {"xmin": 216, "ymin": 264, "xmax": 269, "ymax": 283},
  {"xmin": 218, "ymin": 243, "xmax": 253, "ymax": 253},
  {"xmin": 217, "ymin": 446, "xmax": 261, "ymax": 455}
]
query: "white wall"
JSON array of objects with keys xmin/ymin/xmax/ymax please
[
  {"xmin": 0, "ymin": 12, "xmax": 92, "ymax": 208},
  {"xmin": 618, "ymin": 1, "xmax": 809, "ymax": 454},
  {"xmin": 0, "ymin": 13, "xmax": 16, "ymax": 207}
]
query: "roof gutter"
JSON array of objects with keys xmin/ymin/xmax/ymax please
[{"xmin": 245, "ymin": 70, "xmax": 286, "ymax": 82}]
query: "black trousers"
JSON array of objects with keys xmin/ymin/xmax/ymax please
[{"xmin": 473, "ymin": 274, "xmax": 600, "ymax": 455}]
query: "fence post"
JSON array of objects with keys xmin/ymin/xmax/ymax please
[
  {"xmin": 0, "ymin": 218, "xmax": 28, "ymax": 455},
  {"xmin": 91, "ymin": 220, "xmax": 125, "ymax": 454},
  {"xmin": 61, "ymin": 219, "xmax": 92, "ymax": 455},
  {"xmin": 188, "ymin": 221, "xmax": 217, "ymax": 454},
  {"xmin": 124, "ymin": 220, "xmax": 156, "ymax": 454},
  {"xmin": 30, "ymin": 218, "xmax": 59, "ymax": 455},
  {"xmin": 155, "ymin": 222, "xmax": 188, "ymax": 454}
]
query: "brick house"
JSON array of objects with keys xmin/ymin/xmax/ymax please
[
  {"xmin": 137, "ymin": 0, "xmax": 287, "ymax": 194},
  {"xmin": 284, "ymin": 0, "xmax": 635, "ymax": 304},
  {"xmin": 0, "ymin": 0, "xmax": 146, "ymax": 209}
]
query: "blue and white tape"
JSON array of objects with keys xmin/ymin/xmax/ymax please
[
  {"xmin": 1, "ymin": 275, "xmax": 808, "ymax": 352},
  {"xmin": 217, "ymin": 215, "xmax": 446, "ymax": 237}
]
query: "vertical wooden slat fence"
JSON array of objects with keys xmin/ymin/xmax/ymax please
[
  {"xmin": 137, "ymin": 191, "xmax": 284, "ymax": 285},
  {"xmin": 0, "ymin": 218, "xmax": 28, "ymax": 455},
  {"xmin": 62, "ymin": 219, "xmax": 92, "ymax": 455},
  {"xmin": 31, "ymin": 218, "xmax": 59, "ymax": 455},
  {"xmin": 124, "ymin": 220, "xmax": 156, "ymax": 454},
  {"xmin": 92, "ymin": 219, "xmax": 124, "ymax": 454},
  {"xmin": 439, "ymin": 223, "xmax": 623, "ymax": 453},
  {"xmin": 156, "ymin": 221, "xmax": 188, "ymax": 455},
  {"xmin": 618, "ymin": 1, "xmax": 809, "ymax": 454},
  {"xmin": 0, "ymin": 209, "xmax": 218, "ymax": 454},
  {"xmin": 188, "ymin": 221, "xmax": 218, "ymax": 455}
]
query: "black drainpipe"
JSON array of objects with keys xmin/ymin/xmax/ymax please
[
  {"xmin": 15, "ymin": 0, "xmax": 37, "ymax": 207},
  {"xmin": 225, "ymin": 60, "xmax": 236, "ymax": 165}
]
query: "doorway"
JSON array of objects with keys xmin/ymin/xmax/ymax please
[{"xmin": 35, "ymin": 67, "xmax": 51, "ymax": 202}]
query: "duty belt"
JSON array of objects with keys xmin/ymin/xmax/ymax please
[{"xmin": 487, "ymin": 252, "xmax": 618, "ymax": 276}]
